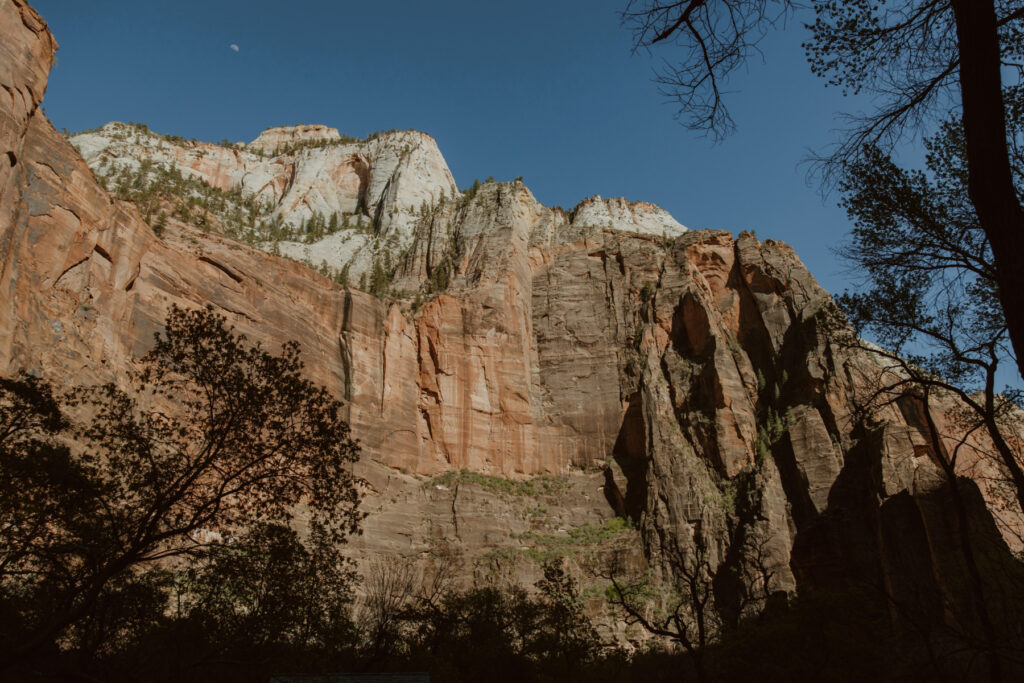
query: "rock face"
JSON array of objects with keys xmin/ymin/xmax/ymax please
[
  {"xmin": 71, "ymin": 123, "xmax": 459, "ymax": 235},
  {"xmin": 70, "ymin": 121, "xmax": 460, "ymax": 283},
  {"xmin": 572, "ymin": 195, "xmax": 688, "ymax": 235},
  {"xmin": 3, "ymin": 0, "xmax": 1023, "ymax": 641},
  {"xmin": 248, "ymin": 123, "xmax": 341, "ymax": 152}
]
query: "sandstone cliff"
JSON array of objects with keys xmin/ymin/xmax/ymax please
[
  {"xmin": 3, "ymin": 0, "xmax": 1023, "ymax": 645},
  {"xmin": 69, "ymin": 119, "xmax": 459, "ymax": 285}
]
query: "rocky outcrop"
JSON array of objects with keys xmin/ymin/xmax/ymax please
[
  {"xmin": 0, "ymin": 0, "xmax": 57, "ymax": 370},
  {"xmin": 71, "ymin": 123, "xmax": 459, "ymax": 235},
  {"xmin": 70, "ymin": 121, "xmax": 459, "ymax": 283},
  {"xmin": 248, "ymin": 123, "xmax": 341, "ymax": 152},
  {"xmin": 4, "ymin": 0, "xmax": 1024, "ymax": 643},
  {"xmin": 571, "ymin": 195, "xmax": 688, "ymax": 235}
]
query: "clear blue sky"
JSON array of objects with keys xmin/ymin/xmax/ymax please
[{"xmin": 34, "ymin": 0, "xmax": 873, "ymax": 296}]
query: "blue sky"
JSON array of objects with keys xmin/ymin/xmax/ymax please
[{"xmin": 34, "ymin": 0, "xmax": 873, "ymax": 295}]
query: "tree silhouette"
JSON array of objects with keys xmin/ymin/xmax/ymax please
[
  {"xmin": 601, "ymin": 543, "xmax": 720, "ymax": 683},
  {"xmin": 835, "ymin": 119, "xmax": 1024, "ymax": 516},
  {"xmin": 0, "ymin": 305, "xmax": 363, "ymax": 677},
  {"xmin": 622, "ymin": 0, "xmax": 1024, "ymax": 381}
]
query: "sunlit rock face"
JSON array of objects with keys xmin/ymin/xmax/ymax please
[
  {"xmin": 70, "ymin": 120, "xmax": 459, "ymax": 283},
  {"xmin": 4, "ymin": 0, "xmax": 1023, "ymax": 634},
  {"xmin": 248, "ymin": 123, "xmax": 342, "ymax": 151},
  {"xmin": 571, "ymin": 195, "xmax": 688, "ymax": 236}
]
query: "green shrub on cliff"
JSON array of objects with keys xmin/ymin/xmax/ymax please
[{"xmin": 424, "ymin": 469, "xmax": 571, "ymax": 497}]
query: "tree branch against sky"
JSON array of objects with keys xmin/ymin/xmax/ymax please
[
  {"xmin": 623, "ymin": 0, "xmax": 1024, "ymax": 381},
  {"xmin": 622, "ymin": 0, "xmax": 800, "ymax": 138}
]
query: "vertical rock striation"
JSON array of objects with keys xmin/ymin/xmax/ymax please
[{"xmin": 2, "ymin": 0, "xmax": 1022, "ymax": 634}]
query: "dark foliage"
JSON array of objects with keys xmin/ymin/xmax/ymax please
[
  {"xmin": 359, "ymin": 560, "xmax": 604, "ymax": 683},
  {"xmin": 0, "ymin": 306, "xmax": 362, "ymax": 680},
  {"xmin": 835, "ymin": 117, "xmax": 1024, "ymax": 518}
]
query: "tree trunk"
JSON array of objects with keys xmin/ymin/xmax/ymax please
[
  {"xmin": 984, "ymin": 413, "xmax": 1024, "ymax": 515},
  {"xmin": 950, "ymin": 0, "xmax": 1024, "ymax": 381},
  {"xmin": 922, "ymin": 392, "xmax": 1002, "ymax": 683}
]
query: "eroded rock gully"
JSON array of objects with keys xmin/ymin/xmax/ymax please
[{"xmin": 3, "ymin": 0, "xmax": 1023, "ymax": 641}]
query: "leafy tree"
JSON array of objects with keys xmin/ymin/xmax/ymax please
[
  {"xmin": 601, "ymin": 542, "xmax": 720, "ymax": 683},
  {"xmin": 0, "ymin": 305, "xmax": 363, "ymax": 676},
  {"xmin": 832, "ymin": 117, "xmax": 1024, "ymax": 682},
  {"xmin": 386, "ymin": 561, "xmax": 601, "ymax": 683},
  {"xmin": 156, "ymin": 522, "xmax": 357, "ymax": 680},
  {"xmin": 531, "ymin": 562, "xmax": 602, "ymax": 680},
  {"xmin": 835, "ymin": 119, "xmax": 1024, "ymax": 515},
  {"xmin": 21, "ymin": 520, "xmax": 359, "ymax": 682},
  {"xmin": 369, "ymin": 258, "xmax": 393, "ymax": 297},
  {"xmin": 622, "ymin": 0, "xmax": 1024, "ymax": 381}
]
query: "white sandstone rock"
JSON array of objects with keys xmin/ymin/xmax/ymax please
[
  {"xmin": 70, "ymin": 124, "xmax": 688, "ymax": 287},
  {"xmin": 571, "ymin": 195, "xmax": 688, "ymax": 236}
]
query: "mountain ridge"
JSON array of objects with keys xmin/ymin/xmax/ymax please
[{"xmin": 67, "ymin": 120, "xmax": 688, "ymax": 291}]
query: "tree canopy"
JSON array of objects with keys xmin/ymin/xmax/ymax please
[{"xmin": 0, "ymin": 305, "xmax": 363, "ymax": 679}]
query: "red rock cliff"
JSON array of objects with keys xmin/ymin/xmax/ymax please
[{"xmin": 3, "ymin": 0, "xmax": 1023, "ymax": 629}]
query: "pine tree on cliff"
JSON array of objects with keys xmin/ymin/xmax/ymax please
[{"xmin": 153, "ymin": 209, "xmax": 167, "ymax": 237}]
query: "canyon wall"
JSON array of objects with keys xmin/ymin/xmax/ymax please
[{"xmin": 3, "ymin": 0, "xmax": 1023, "ymax": 640}]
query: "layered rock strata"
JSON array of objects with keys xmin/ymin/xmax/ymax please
[{"xmin": 3, "ymin": 0, "xmax": 1023, "ymax": 639}]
